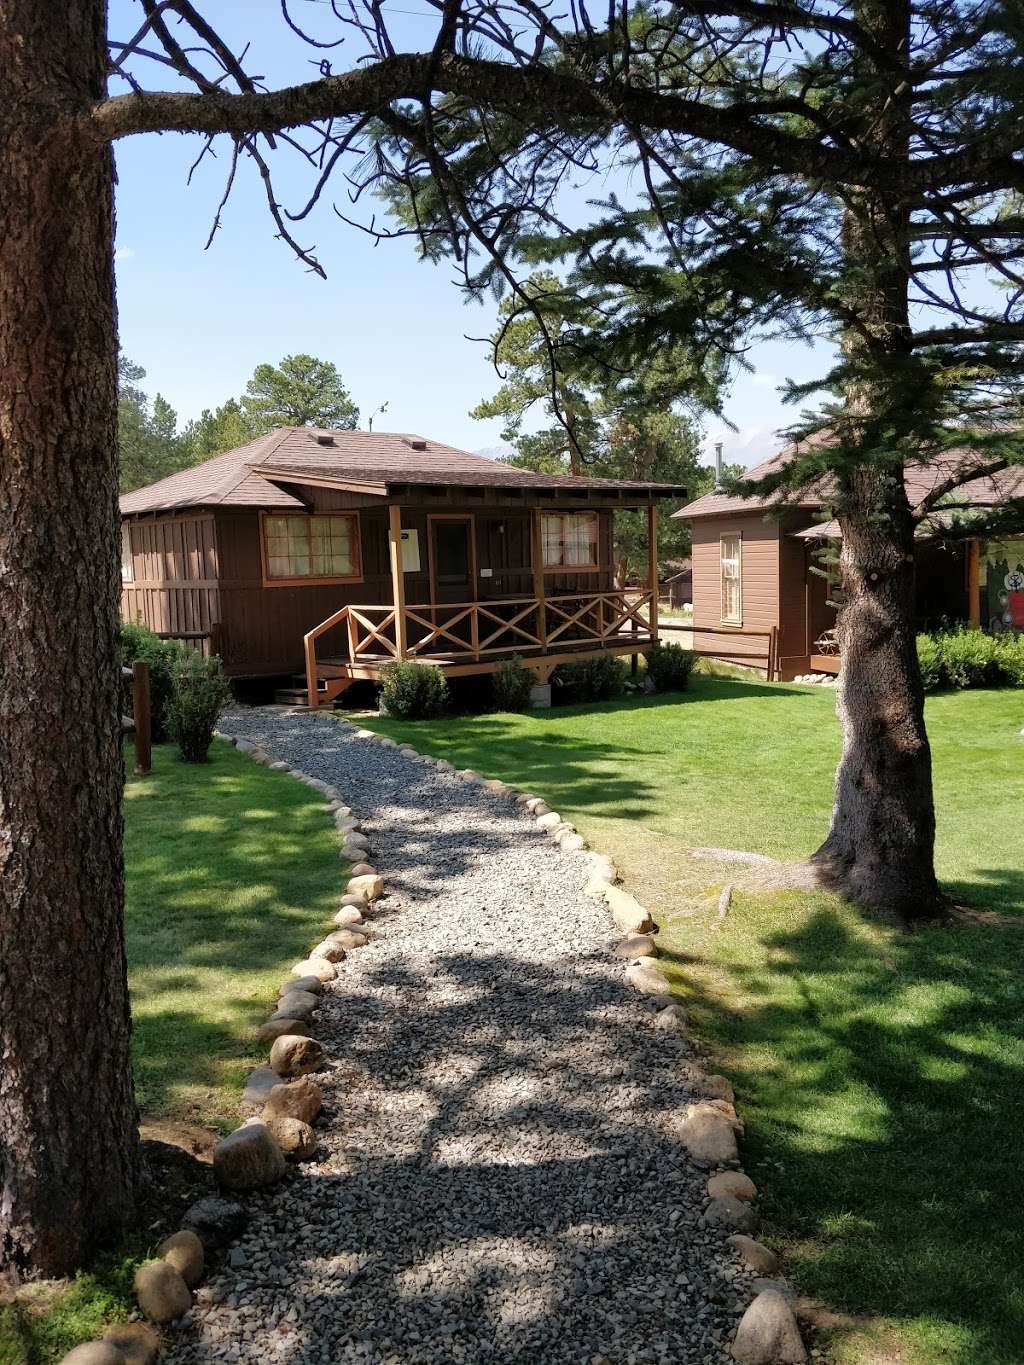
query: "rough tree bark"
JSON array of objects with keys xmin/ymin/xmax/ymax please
[
  {"xmin": 0, "ymin": 0, "xmax": 139, "ymax": 1278},
  {"xmin": 810, "ymin": 0, "xmax": 944, "ymax": 922}
]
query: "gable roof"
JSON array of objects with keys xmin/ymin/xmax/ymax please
[
  {"xmin": 675, "ymin": 438, "xmax": 1024, "ymax": 520},
  {"xmin": 120, "ymin": 427, "xmax": 689, "ymax": 515}
]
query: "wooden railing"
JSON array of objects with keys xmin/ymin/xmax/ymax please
[
  {"xmin": 662, "ymin": 622, "xmax": 780, "ymax": 679},
  {"xmin": 304, "ymin": 590, "xmax": 655, "ymax": 704}
]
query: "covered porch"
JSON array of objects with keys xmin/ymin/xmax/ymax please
[{"xmin": 300, "ymin": 502, "xmax": 664, "ymax": 707}]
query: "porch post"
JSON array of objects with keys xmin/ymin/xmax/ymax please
[
  {"xmin": 647, "ymin": 501, "xmax": 659, "ymax": 641},
  {"xmin": 531, "ymin": 507, "xmax": 547, "ymax": 647},
  {"xmin": 388, "ymin": 503, "xmax": 408, "ymax": 659},
  {"xmin": 967, "ymin": 538, "xmax": 981, "ymax": 629}
]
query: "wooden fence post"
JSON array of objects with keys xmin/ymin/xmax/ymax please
[{"xmin": 132, "ymin": 660, "xmax": 151, "ymax": 776}]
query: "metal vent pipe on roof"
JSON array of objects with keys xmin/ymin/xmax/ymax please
[{"xmin": 714, "ymin": 441, "xmax": 723, "ymax": 488}]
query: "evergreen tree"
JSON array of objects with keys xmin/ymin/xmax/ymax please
[
  {"xmin": 473, "ymin": 274, "xmax": 717, "ymax": 576},
  {"xmin": 117, "ymin": 355, "xmax": 188, "ymax": 492},
  {"xmin": 241, "ymin": 354, "xmax": 359, "ymax": 432}
]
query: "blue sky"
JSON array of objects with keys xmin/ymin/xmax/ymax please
[{"xmin": 111, "ymin": 0, "xmax": 828, "ymax": 470}]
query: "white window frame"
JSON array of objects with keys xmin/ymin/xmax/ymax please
[
  {"xmin": 720, "ymin": 533, "xmax": 742, "ymax": 625},
  {"xmin": 541, "ymin": 511, "xmax": 600, "ymax": 571},
  {"xmin": 121, "ymin": 524, "xmax": 134, "ymax": 583}
]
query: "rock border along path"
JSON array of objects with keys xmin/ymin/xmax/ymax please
[{"xmin": 161, "ymin": 707, "xmax": 803, "ymax": 1365}]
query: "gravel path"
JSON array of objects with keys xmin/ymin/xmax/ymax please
[{"xmin": 165, "ymin": 707, "xmax": 752, "ymax": 1365}]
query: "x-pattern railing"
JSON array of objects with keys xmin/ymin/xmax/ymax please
[{"xmin": 304, "ymin": 590, "xmax": 656, "ymax": 699}]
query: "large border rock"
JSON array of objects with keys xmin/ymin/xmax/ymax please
[
  {"xmin": 731, "ymin": 1290, "xmax": 806, "ymax": 1364},
  {"xmin": 213, "ymin": 1119, "xmax": 287, "ymax": 1190}
]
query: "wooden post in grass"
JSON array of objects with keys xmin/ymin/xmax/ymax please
[
  {"xmin": 647, "ymin": 502, "xmax": 659, "ymax": 641},
  {"xmin": 132, "ymin": 660, "xmax": 151, "ymax": 776}
]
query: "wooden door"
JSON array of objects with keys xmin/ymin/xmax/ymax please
[{"xmin": 430, "ymin": 516, "xmax": 476, "ymax": 605}]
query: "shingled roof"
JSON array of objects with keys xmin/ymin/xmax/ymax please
[
  {"xmin": 119, "ymin": 427, "xmax": 689, "ymax": 515},
  {"xmin": 675, "ymin": 437, "xmax": 1024, "ymax": 520}
]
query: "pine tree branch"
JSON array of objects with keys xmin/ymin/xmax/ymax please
[{"xmin": 91, "ymin": 51, "xmax": 1016, "ymax": 193}]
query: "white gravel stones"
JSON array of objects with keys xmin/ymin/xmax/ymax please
[{"xmin": 178, "ymin": 709, "xmax": 747, "ymax": 1365}]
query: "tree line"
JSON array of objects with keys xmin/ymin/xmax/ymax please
[{"xmin": 117, "ymin": 351, "xmax": 359, "ymax": 491}]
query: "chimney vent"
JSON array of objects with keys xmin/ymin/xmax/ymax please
[
  {"xmin": 405, "ymin": 438, "xmax": 428, "ymax": 451},
  {"xmin": 315, "ymin": 433, "xmax": 335, "ymax": 447},
  {"xmin": 714, "ymin": 441, "xmax": 724, "ymax": 488}
]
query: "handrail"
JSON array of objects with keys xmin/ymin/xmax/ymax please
[
  {"xmin": 304, "ymin": 604, "xmax": 351, "ymax": 710},
  {"xmin": 302, "ymin": 588, "xmax": 659, "ymax": 704}
]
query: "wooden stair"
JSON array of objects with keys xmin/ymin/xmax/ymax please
[{"xmin": 274, "ymin": 670, "xmax": 353, "ymax": 709}]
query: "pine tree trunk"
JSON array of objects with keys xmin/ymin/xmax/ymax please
[
  {"xmin": 811, "ymin": 487, "xmax": 943, "ymax": 921},
  {"xmin": 810, "ymin": 0, "xmax": 944, "ymax": 923},
  {"xmin": 0, "ymin": 1, "xmax": 139, "ymax": 1278}
]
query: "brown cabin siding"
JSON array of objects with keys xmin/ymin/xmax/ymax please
[
  {"xmin": 120, "ymin": 515, "xmax": 221, "ymax": 650},
  {"xmin": 121, "ymin": 496, "xmax": 620, "ymax": 678},
  {"xmin": 691, "ymin": 514, "xmax": 780, "ymax": 671}
]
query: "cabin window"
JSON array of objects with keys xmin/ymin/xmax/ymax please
[
  {"xmin": 541, "ymin": 512, "xmax": 599, "ymax": 569},
  {"xmin": 121, "ymin": 525, "xmax": 134, "ymax": 583},
  {"xmin": 263, "ymin": 513, "xmax": 361, "ymax": 583},
  {"xmin": 720, "ymin": 534, "xmax": 742, "ymax": 624}
]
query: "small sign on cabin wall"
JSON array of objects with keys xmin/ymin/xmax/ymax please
[{"xmin": 401, "ymin": 529, "xmax": 421, "ymax": 573}]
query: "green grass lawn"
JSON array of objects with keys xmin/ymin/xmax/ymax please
[
  {"xmin": 124, "ymin": 738, "xmax": 343, "ymax": 1130},
  {"xmin": 361, "ymin": 677, "xmax": 1024, "ymax": 1365},
  {"xmin": 0, "ymin": 740, "xmax": 343, "ymax": 1365}
]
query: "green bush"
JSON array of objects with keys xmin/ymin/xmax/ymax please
[
  {"xmin": 556, "ymin": 654, "xmax": 628, "ymax": 702},
  {"xmin": 645, "ymin": 641, "xmax": 697, "ymax": 693},
  {"xmin": 917, "ymin": 628, "xmax": 1024, "ymax": 690},
  {"xmin": 119, "ymin": 620, "xmax": 184, "ymax": 742},
  {"xmin": 938, "ymin": 628, "xmax": 998, "ymax": 688},
  {"xmin": 993, "ymin": 632, "xmax": 1024, "ymax": 687},
  {"xmin": 492, "ymin": 656, "xmax": 536, "ymax": 712},
  {"xmin": 166, "ymin": 650, "xmax": 232, "ymax": 762},
  {"xmin": 379, "ymin": 660, "xmax": 450, "ymax": 719},
  {"xmin": 916, "ymin": 634, "xmax": 943, "ymax": 691}
]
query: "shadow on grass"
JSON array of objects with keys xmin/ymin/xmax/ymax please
[
  {"xmin": 658, "ymin": 894, "xmax": 1024, "ymax": 1365},
  {"xmin": 124, "ymin": 742, "xmax": 343, "ymax": 1125}
]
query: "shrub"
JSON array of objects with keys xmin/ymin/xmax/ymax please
[
  {"xmin": 937, "ymin": 627, "xmax": 998, "ymax": 689},
  {"xmin": 645, "ymin": 641, "xmax": 697, "ymax": 693},
  {"xmin": 166, "ymin": 650, "xmax": 232, "ymax": 762},
  {"xmin": 916, "ymin": 628, "xmax": 1024, "ymax": 690},
  {"xmin": 556, "ymin": 654, "xmax": 628, "ymax": 702},
  {"xmin": 492, "ymin": 656, "xmax": 536, "ymax": 712},
  {"xmin": 993, "ymin": 632, "xmax": 1024, "ymax": 687},
  {"xmin": 379, "ymin": 660, "xmax": 449, "ymax": 719},
  {"xmin": 916, "ymin": 634, "xmax": 943, "ymax": 691},
  {"xmin": 119, "ymin": 620, "xmax": 184, "ymax": 742}
]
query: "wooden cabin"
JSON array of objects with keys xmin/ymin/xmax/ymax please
[
  {"xmin": 119, "ymin": 427, "xmax": 687, "ymax": 705},
  {"xmin": 674, "ymin": 442, "xmax": 1024, "ymax": 680}
]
